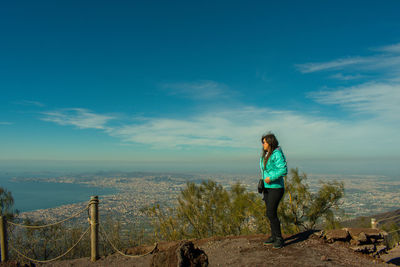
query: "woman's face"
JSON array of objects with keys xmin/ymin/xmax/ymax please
[{"xmin": 262, "ymin": 138, "xmax": 269, "ymax": 151}]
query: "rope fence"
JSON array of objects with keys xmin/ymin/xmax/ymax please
[
  {"xmin": 9, "ymin": 226, "xmax": 90, "ymax": 263},
  {"xmin": 0, "ymin": 196, "xmax": 156, "ymax": 263},
  {"xmin": 371, "ymin": 214, "xmax": 400, "ymax": 229},
  {"xmin": 99, "ymin": 223, "xmax": 158, "ymax": 258},
  {"xmin": 386, "ymin": 229, "xmax": 400, "ymax": 235},
  {"xmin": 370, "ymin": 215, "xmax": 400, "ymax": 247},
  {"xmin": 376, "ymin": 214, "xmax": 400, "ymax": 224},
  {"xmin": 7, "ymin": 205, "xmax": 89, "ymax": 229}
]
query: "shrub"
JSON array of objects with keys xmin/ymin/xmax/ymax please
[{"xmin": 147, "ymin": 168, "xmax": 345, "ymax": 240}]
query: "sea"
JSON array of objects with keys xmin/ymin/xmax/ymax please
[{"xmin": 0, "ymin": 174, "xmax": 117, "ymax": 212}]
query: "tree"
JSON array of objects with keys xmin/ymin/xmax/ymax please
[
  {"xmin": 381, "ymin": 222, "xmax": 400, "ymax": 249},
  {"xmin": 279, "ymin": 168, "xmax": 344, "ymax": 232},
  {"xmin": 13, "ymin": 218, "xmax": 64, "ymax": 261},
  {"xmin": 0, "ymin": 187, "xmax": 17, "ymax": 219}
]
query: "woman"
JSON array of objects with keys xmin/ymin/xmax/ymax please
[{"xmin": 260, "ymin": 132, "xmax": 287, "ymax": 249}]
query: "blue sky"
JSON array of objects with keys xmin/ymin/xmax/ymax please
[{"xmin": 1, "ymin": 0, "xmax": 400, "ymax": 174}]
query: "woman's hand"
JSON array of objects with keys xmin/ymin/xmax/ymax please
[{"xmin": 265, "ymin": 177, "xmax": 271, "ymax": 184}]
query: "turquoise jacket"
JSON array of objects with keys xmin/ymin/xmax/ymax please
[{"xmin": 260, "ymin": 147, "xmax": 287, "ymax": 189}]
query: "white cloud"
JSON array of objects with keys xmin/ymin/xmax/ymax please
[
  {"xmin": 296, "ymin": 43, "xmax": 400, "ymax": 76},
  {"xmin": 39, "ymin": 104, "xmax": 400, "ymax": 158},
  {"xmin": 104, "ymin": 105, "xmax": 399, "ymax": 158},
  {"xmin": 329, "ymin": 73, "xmax": 364, "ymax": 81},
  {"xmin": 15, "ymin": 100, "xmax": 45, "ymax": 107},
  {"xmin": 376, "ymin": 42, "xmax": 400, "ymax": 54},
  {"xmin": 290, "ymin": 43, "xmax": 400, "ymax": 157},
  {"xmin": 309, "ymin": 82, "xmax": 400, "ymax": 121},
  {"xmin": 363, "ymin": 55, "xmax": 400, "ymax": 73},
  {"xmin": 299, "ymin": 43, "xmax": 400, "ymax": 122},
  {"xmin": 41, "ymin": 108, "xmax": 114, "ymax": 129},
  {"xmin": 161, "ymin": 80, "xmax": 235, "ymax": 99},
  {"xmin": 295, "ymin": 57, "xmax": 372, "ymax": 73}
]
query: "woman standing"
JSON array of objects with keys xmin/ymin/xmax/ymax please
[{"xmin": 260, "ymin": 132, "xmax": 287, "ymax": 248}]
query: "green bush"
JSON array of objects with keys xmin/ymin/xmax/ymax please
[
  {"xmin": 146, "ymin": 168, "xmax": 345, "ymax": 241},
  {"xmin": 146, "ymin": 180, "xmax": 266, "ymax": 240},
  {"xmin": 0, "ymin": 187, "xmax": 18, "ymax": 219},
  {"xmin": 279, "ymin": 168, "xmax": 344, "ymax": 233}
]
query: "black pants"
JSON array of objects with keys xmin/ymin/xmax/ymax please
[{"xmin": 263, "ymin": 188, "xmax": 284, "ymax": 239}]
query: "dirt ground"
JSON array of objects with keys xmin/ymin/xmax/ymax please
[{"xmin": 3, "ymin": 231, "xmax": 398, "ymax": 267}]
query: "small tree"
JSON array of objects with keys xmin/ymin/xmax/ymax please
[
  {"xmin": 381, "ymin": 222, "xmax": 400, "ymax": 249},
  {"xmin": 227, "ymin": 183, "xmax": 267, "ymax": 235},
  {"xmin": 146, "ymin": 180, "xmax": 268, "ymax": 241},
  {"xmin": 14, "ymin": 218, "xmax": 64, "ymax": 261},
  {"xmin": 0, "ymin": 187, "xmax": 17, "ymax": 219},
  {"xmin": 279, "ymin": 168, "xmax": 344, "ymax": 232},
  {"xmin": 176, "ymin": 180, "xmax": 231, "ymax": 238}
]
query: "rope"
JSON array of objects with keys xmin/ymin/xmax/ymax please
[
  {"xmin": 376, "ymin": 214, "xmax": 400, "ymax": 223},
  {"xmin": 7, "ymin": 205, "xmax": 89, "ymax": 229},
  {"xmin": 386, "ymin": 229, "xmax": 400, "ymax": 234},
  {"xmin": 99, "ymin": 223, "xmax": 157, "ymax": 258},
  {"xmin": 9, "ymin": 226, "xmax": 90, "ymax": 263}
]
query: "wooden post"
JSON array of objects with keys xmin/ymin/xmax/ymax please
[
  {"xmin": 371, "ymin": 218, "xmax": 377, "ymax": 229},
  {"xmin": 90, "ymin": 196, "xmax": 99, "ymax": 262},
  {"xmin": 0, "ymin": 216, "xmax": 8, "ymax": 262}
]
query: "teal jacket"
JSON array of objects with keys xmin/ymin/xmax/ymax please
[{"xmin": 260, "ymin": 147, "xmax": 287, "ymax": 189}]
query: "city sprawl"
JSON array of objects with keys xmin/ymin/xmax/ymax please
[{"xmin": 17, "ymin": 171, "xmax": 400, "ymax": 235}]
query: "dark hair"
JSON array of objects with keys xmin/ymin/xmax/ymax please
[{"xmin": 261, "ymin": 132, "xmax": 279, "ymax": 169}]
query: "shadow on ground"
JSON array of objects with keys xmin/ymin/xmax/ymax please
[
  {"xmin": 284, "ymin": 230, "xmax": 318, "ymax": 246},
  {"xmin": 387, "ymin": 257, "xmax": 400, "ymax": 265}
]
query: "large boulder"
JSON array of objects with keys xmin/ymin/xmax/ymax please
[
  {"xmin": 324, "ymin": 229, "xmax": 349, "ymax": 242},
  {"xmin": 345, "ymin": 228, "xmax": 387, "ymax": 240},
  {"xmin": 151, "ymin": 241, "xmax": 208, "ymax": 267}
]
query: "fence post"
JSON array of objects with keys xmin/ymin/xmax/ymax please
[
  {"xmin": 371, "ymin": 218, "xmax": 377, "ymax": 229},
  {"xmin": 90, "ymin": 196, "xmax": 99, "ymax": 262},
  {"xmin": 0, "ymin": 216, "xmax": 8, "ymax": 262}
]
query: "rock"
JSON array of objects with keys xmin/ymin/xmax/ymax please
[
  {"xmin": 347, "ymin": 228, "xmax": 385, "ymax": 240},
  {"xmin": 350, "ymin": 239, "xmax": 361, "ymax": 246},
  {"xmin": 373, "ymin": 238, "xmax": 385, "ymax": 246},
  {"xmin": 325, "ymin": 229, "xmax": 349, "ymax": 242},
  {"xmin": 177, "ymin": 241, "xmax": 208, "ymax": 267},
  {"xmin": 355, "ymin": 232, "xmax": 368, "ymax": 243},
  {"xmin": 151, "ymin": 241, "xmax": 208, "ymax": 267},
  {"xmin": 314, "ymin": 230, "xmax": 324, "ymax": 238},
  {"xmin": 376, "ymin": 245, "xmax": 387, "ymax": 254},
  {"xmin": 320, "ymin": 255, "xmax": 328, "ymax": 261},
  {"xmin": 350, "ymin": 244, "xmax": 376, "ymax": 254}
]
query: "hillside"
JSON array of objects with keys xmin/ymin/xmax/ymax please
[
  {"xmin": 11, "ymin": 230, "xmax": 393, "ymax": 267},
  {"xmin": 342, "ymin": 209, "xmax": 400, "ymax": 229}
]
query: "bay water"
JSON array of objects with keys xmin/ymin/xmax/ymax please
[{"xmin": 0, "ymin": 174, "xmax": 116, "ymax": 212}]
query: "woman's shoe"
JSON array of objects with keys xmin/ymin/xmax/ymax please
[
  {"xmin": 263, "ymin": 236, "xmax": 275, "ymax": 245},
  {"xmin": 272, "ymin": 237, "xmax": 284, "ymax": 249}
]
